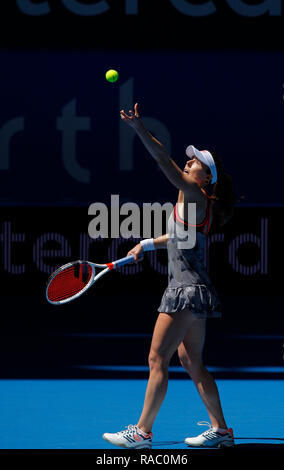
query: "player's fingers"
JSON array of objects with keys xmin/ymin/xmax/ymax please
[
  {"xmin": 134, "ymin": 103, "xmax": 139, "ymax": 116},
  {"xmin": 120, "ymin": 110, "xmax": 130, "ymax": 120},
  {"xmin": 127, "ymin": 251, "xmax": 138, "ymax": 263},
  {"xmin": 127, "ymin": 248, "xmax": 136, "ymax": 256}
]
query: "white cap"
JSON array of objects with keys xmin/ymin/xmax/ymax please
[{"xmin": 186, "ymin": 145, "xmax": 217, "ymax": 184}]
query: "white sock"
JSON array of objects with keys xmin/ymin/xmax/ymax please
[
  {"xmin": 137, "ymin": 426, "xmax": 151, "ymax": 436},
  {"xmin": 213, "ymin": 427, "xmax": 228, "ymax": 433}
]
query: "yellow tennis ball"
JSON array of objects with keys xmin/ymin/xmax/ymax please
[{"xmin": 105, "ymin": 69, "xmax": 119, "ymax": 83}]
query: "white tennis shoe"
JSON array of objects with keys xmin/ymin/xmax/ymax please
[
  {"xmin": 185, "ymin": 421, "xmax": 234, "ymax": 448},
  {"xmin": 103, "ymin": 424, "xmax": 153, "ymax": 449}
]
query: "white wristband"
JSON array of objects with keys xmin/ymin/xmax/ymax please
[{"xmin": 140, "ymin": 238, "xmax": 155, "ymax": 251}]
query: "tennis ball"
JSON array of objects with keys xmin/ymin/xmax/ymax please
[{"xmin": 105, "ymin": 69, "xmax": 119, "ymax": 83}]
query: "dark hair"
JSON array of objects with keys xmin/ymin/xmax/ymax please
[{"xmin": 209, "ymin": 151, "xmax": 237, "ymax": 228}]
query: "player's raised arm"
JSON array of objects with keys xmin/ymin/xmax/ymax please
[{"xmin": 120, "ymin": 104, "xmax": 202, "ymax": 198}]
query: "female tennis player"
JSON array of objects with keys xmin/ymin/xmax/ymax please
[{"xmin": 103, "ymin": 103, "xmax": 236, "ymax": 449}]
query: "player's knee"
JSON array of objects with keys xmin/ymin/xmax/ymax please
[
  {"xmin": 178, "ymin": 353, "xmax": 192, "ymax": 373},
  {"xmin": 148, "ymin": 350, "xmax": 169, "ymax": 372},
  {"xmin": 178, "ymin": 352, "xmax": 203, "ymax": 376}
]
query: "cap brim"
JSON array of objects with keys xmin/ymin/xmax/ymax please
[
  {"xmin": 185, "ymin": 145, "xmax": 217, "ymax": 184},
  {"xmin": 186, "ymin": 145, "xmax": 208, "ymax": 167}
]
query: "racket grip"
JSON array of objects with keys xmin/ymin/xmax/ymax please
[{"xmin": 114, "ymin": 254, "xmax": 143, "ymax": 268}]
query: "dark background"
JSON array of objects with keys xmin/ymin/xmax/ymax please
[{"xmin": 0, "ymin": 0, "xmax": 283, "ymax": 378}]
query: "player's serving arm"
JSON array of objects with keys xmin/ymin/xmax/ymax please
[
  {"xmin": 121, "ymin": 102, "xmax": 195, "ymax": 261},
  {"xmin": 120, "ymin": 103, "xmax": 206, "ymax": 200}
]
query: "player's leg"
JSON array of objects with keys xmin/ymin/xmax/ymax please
[
  {"xmin": 137, "ymin": 309, "xmax": 197, "ymax": 433},
  {"xmin": 177, "ymin": 318, "xmax": 227, "ymax": 429},
  {"xmin": 178, "ymin": 319, "xmax": 234, "ymax": 447},
  {"xmin": 103, "ymin": 308, "xmax": 198, "ymax": 449}
]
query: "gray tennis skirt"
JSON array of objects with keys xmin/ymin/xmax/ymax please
[{"xmin": 157, "ymin": 235, "xmax": 222, "ymax": 319}]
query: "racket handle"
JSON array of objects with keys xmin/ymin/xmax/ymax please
[{"xmin": 113, "ymin": 253, "xmax": 143, "ymax": 269}]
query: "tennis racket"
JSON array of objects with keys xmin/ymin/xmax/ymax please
[{"xmin": 46, "ymin": 253, "xmax": 143, "ymax": 305}]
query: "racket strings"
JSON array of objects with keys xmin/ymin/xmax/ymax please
[{"xmin": 47, "ymin": 263, "xmax": 93, "ymax": 302}]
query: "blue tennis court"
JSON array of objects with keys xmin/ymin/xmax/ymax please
[{"xmin": 1, "ymin": 377, "xmax": 283, "ymax": 449}]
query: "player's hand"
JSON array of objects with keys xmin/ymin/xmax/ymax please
[
  {"xmin": 120, "ymin": 103, "xmax": 141, "ymax": 129},
  {"xmin": 127, "ymin": 243, "xmax": 144, "ymax": 263}
]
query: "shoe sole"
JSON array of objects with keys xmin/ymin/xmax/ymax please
[
  {"xmin": 185, "ymin": 441, "xmax": 235, "ymax": 448},
  {"xmin": 218, "ymin": 441, "xmax": 235, "ymax": 448},
  {"xmin": 103, "ymin": 435, "xmax": 152, "ymax": 449}
]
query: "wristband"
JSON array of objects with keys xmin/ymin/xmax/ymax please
[{"xmin": 140, "ymin": 238, "xmax": 155, "ymax": 251}]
